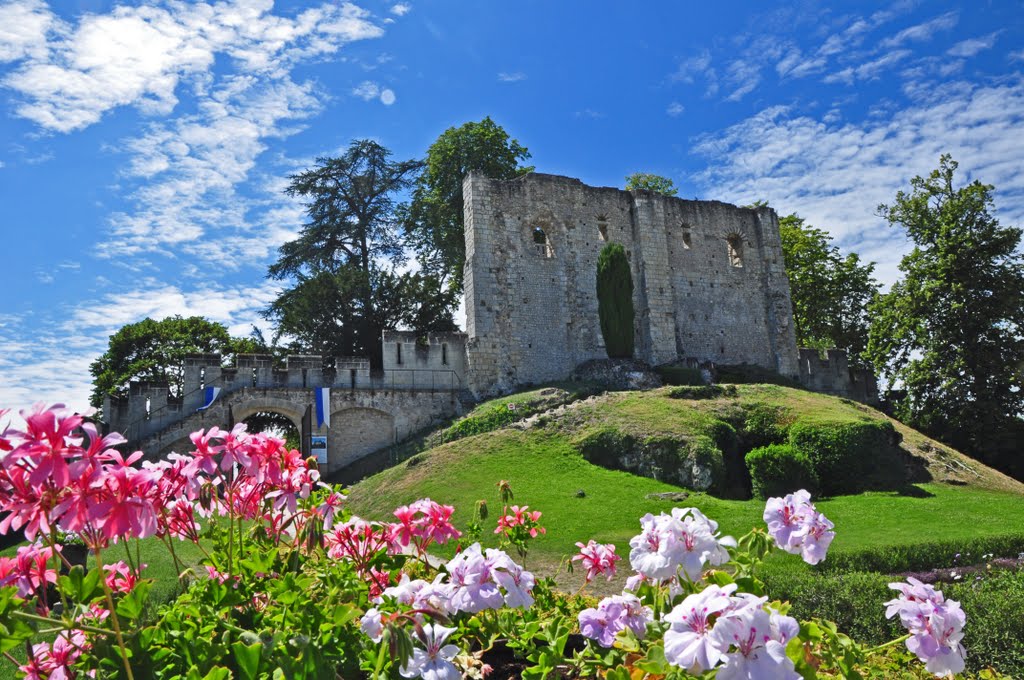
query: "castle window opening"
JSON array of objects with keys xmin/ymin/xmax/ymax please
[
  {"xmin": 681, "ymin": 225, "xmax": 692, "ymax": 249},
  {"xmin": 727, "ymin": 234, "xmax": 744, "ymax": 268},
  {"xmin": 598, "ymin": 221, "xmax": 608, "ymax": 241},
  {"xmin": 442, "ymin": 343, "xmax": 448, "ymax": 365},
  {"xmin": 532, "ymin": 226, "xmax": 552, "ymax": 258},
  {"xmin": 350, "ymin": 369, "xmax": 357, "ymax": 389},
  {"xmin": 396, "ymin": 343, "xmax": 403, "ymax": 365}
]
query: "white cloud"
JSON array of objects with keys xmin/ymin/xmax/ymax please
[
  {"xmin": 1012, "ymin": 50, "xmax": 1024, "ymax": 62},
  {"xmin": 880, "ymin": 11, "xmax": 959, "ymax": 49},
  {"xmin": 824, "ymin": 50, "xmax": 912, "ymax": 85},
  {"xmin": 100, "ymin": 76, "xmax": 323, "ymax": 262},
  {"xmin": 390, "ymin": 3, "xmax": 411, "ymax": 16},
  {"xmin": 497, "ymin": 71, "xmax": 526, "ymax": 83},
  {"xmin": 379, "ymin": 88, "xmax": 396, "ymax": 105},
  {"xmin": 1, "ymin": 1, "xmax": 383, "ymax": 133},
  {"xmin": 574, "ymin": 109, "xmax": 605, "ymax": 119},
  {"xmin": 352, "ymin": 80, "xmax": 380, "ymax": 100},
  {"xmin": 724, "ymin": 59, "xmax": 761, "ymax": 102},
  {"xmin": 692, "ymin": 79, "xmax": 1024, "ymax": 287},
  {"xmin": 0, "ymin": 0, "xmax": 59, "ymax": 63},
  {"xmin": 666, "ymin": 102, "xmax": 685, "ymax": 117},
  {"xmin": 947, "ymin": 32, "xmax": 1000, "ymax": 58},
  {"xmin": 670, "ymin": 49, "xmax": 714, "ymax": 85}
]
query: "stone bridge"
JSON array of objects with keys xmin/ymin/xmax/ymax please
[{"xmin": 104, "ymin": 335, "xmax": 468, "ymax": 477}]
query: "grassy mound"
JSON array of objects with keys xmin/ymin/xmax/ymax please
[{"xmin": 346, "ymin": 384, "xmax": 1024, "ymax": 575}]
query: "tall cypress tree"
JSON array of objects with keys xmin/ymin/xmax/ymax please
[{"xmin": 596, "ymin": 243, "xmax": 635, "ymax": 358}]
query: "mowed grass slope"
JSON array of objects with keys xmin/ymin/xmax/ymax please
[{"xmin": 346, "ymin": 384, "xmax": 1024, "ymax": 577}]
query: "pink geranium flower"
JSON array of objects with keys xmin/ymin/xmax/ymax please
[{"xmin": 572, "ymin": 540, "xmax": 620, "ymax": 583}]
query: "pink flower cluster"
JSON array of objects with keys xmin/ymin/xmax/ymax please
[
  {"xmin": 628, "ymin": 507, "xmax": 734, "ymax": 582},
  {"xmin": 577, "ymin": 593, "xmax": 653, "ymax": 647},
  {"xmin": 0, "ymin": 543, "xmax": 58, "ymax": 601},
  {"xmin": 663, "ymin": 583, "xmax": 800, "ymax": 679},
  {"xmin": 392, "ymin": 498, "xmax": 462, "ymax": 553},
  {"xmin": 0, "ymin": 404, "xmax": 321, "ymax": 554},
  {"xmin": 494, "ymin": 505, "xmax": 545, "ymax": 539},
  {"xmin": 103, "ymin": 561, "xmax": 145, "ymax": 595},
  {"xmin": 19, "ymin": 630, "xmax": 89, "ymax": 680},
  {"xmin": 362, "ymin": 542, "xmax": 536, "ymax": 632},
  {"xmin": 885, "ymin": 578, "xmax": 967, "ymax": 677},
  {"xmin": 763, "ymin": 489, "xmax": 835, "ymax": 565},
  {"xmin": 572, "ymin": 540, "xmax": 620, "ymax": 583}
]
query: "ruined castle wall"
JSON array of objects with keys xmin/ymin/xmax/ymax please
[{"xmin": 463, "ymin": 172, "xmax": 800, "ymax": 397}]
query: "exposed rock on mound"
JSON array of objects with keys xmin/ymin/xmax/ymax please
[{"xmin": 570, "ymin": 359, "xmax": 662, "ymax": 391}]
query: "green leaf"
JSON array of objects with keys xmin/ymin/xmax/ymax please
[
  {"xmin": 116, "ymin": 580, "xmax": 153, "ymax": 620},
  {"xmin": 232, "ymin": 641, "xmax": 262, "ymax": 680}
]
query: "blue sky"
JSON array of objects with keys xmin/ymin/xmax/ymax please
[{"xmin": 1, "ymin": 0, "xmax": 1023, "ymax": 412}]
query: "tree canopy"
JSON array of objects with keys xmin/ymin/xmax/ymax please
[
  {"xmin": 866, "ymin": 155, "xmax": 1024, "ymax": 476},
  {"xmin": 404, "ymin": 117, "xmax": 532, "ymax": 294},
  {"xmin": 89, "ymin": 316, "xmax": 256, "ymax": 408},
  {"xmin": 779, "ymin": 214, "xmax": 879, "ymax": 362},
  {"xmin": 265, "ymin": 140, "xmax": 455, "ymax": 368},
  {"xmin": 625, "ymin": 172, "xmax": 678, "ymax": 196}
]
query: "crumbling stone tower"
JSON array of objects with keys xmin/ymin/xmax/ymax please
[{"xmin": 461, "ymin": 172, "xmax": 801, "ymax": 397}]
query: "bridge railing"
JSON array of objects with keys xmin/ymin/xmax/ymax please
[{"xmin": 115, "ymin": 368, "xmax": 463, "ymax": 447}]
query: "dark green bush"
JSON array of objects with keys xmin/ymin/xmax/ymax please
[
  {"xmin": 789, "ymin": 419, "xmax": 902, "ymax": 495},
  {"xmin": 666, "ymin": 385, "xmax": 736, "ymax": 400},
  {"xmin": 438, "ymin": 402, "xmax": 532, "ymax": 443},
  {"xmin": 596, "ymin": 243, "xmax": 635, "ymax": 358},
  {"xmin": 655, "ymin": 365, "xmax": 704, "ymax": 386},
  {"xmin": 740, "ymin": 403, "xmax": 793, "ymax": 450},
  {"xmin": 760, "ymin": 564, "xmax": 1024, "ymax": 676},
  {"xmin": 817, "ymin": 533, "xmax": 1024, "ymax": 574},
  {"xmin": 745, "ymin": 444, "xmax": 818, "ymax": 498}
]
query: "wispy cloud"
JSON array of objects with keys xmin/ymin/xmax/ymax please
[
  {"xmin": 497, "ymin": 71, "xmax": 526, "ymax": 83},
  {"xmin": 947, "ymin": 32, "xmax": 1000, "ymax": 58},
  {"xmin": 390, "ymin": 3, "xmax": 411, "ymax": 17},
  {"xmin": 574, "ymin": 108, "xmax": 605, "ymax": 119},
  {"xmin": 693, "ymin": 79, "xmax": 1024, "ymax": 286},
  {"xmin": 880, "ymin": 11, "xmax": 959, "ymax": 49},
  {"xmin": 824, "ymin": 50, "xmax": 912, "ymax": 85},
  {"xmin": 1, "ymin": 1, "xmax": 383, "ymax": 133},
  {"xmin": 666, "ymin": 102, "xmax": 685, "ymax": 117}
]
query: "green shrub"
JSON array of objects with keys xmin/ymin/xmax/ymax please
[
  {"xmin": 740, "ymin": 403, "xmax": 793, "ymax": 449},
  {"xmin": 760, "ymin": 564, "xmax": 1024, "ymax": 676},
  {"xmin": 745, "ymin": 444, "xmax": 818, "ymax": 498},
  {"xmin": 666, "ymin": 385, "xmax": 736, "ymax": 400},
  {"xmin": 817, "ymin": 533, "xmax": 1024, "ymax": 574},
  {"xmin": 789, "ymin": 419, "xmax": 902, "ymax": 495},
  {"xmin": 596, "ymin": 243, "xmax": 635, "ymax": 358},
  {"xmin": 438, "ymin": 402, "xmax": 530, "ymax": 443},
  {"xmin": 655, "ymin": 365, "xmax": 704, "ymax": 386}
]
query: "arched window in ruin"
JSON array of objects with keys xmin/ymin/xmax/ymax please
[
  {"xmin": 680, "ymin": 223, "xmax": 692, "ymax": 249},
  {"xmin": 726, "ymin": 234, "xmax": 744, "ymax": 268},
  {"xmin": 597, "ymin": 214, "xmax": 609, "ymax": 241},
  {"xmin": 531, "ymin": 227, "xmax": 553, "ymax": 258}
]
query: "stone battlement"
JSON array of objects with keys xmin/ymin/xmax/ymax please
[{"xmin": 797, "ymin": 348, "xmax": 879, "ymax": 404}]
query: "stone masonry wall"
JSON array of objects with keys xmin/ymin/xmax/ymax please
[{"xmin": 462, "ymin": 172, "xmax": 800, "ymax": 397}]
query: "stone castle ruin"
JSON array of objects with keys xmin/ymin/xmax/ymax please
[{"xmin": 105, "ymin": 172, "xmax": 876, "ymax": 472}]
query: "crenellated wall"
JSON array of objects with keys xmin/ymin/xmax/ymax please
[{"xmin": 797, "ymin": 348, "xmax": 879, "ymax": 404}]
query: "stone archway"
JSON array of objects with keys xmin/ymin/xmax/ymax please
[
  {"xmin": 231, "ymin": 398, "xmax": 304, "ymax": 435},
  {"xmin": 327, "ymin": 407, "xmax": 396, "ymax": 470}
]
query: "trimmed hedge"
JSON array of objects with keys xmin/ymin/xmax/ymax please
[
  {"xmin": 746, "ymin": 444, "xmax": 818, "ymax": 499},
  {"xmin": 788, "ymin": 419, "xmax": 902, "ymax": 495},
  {"xmin": 759, "ymin": 564, "xmax": 1024, "ymax": 676},
  {"xmin": 816, "ymin": 533, "xmax": 1024, "ymax": 574}
]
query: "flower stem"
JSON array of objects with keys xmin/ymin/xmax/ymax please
[
  {"xmin": 864, "ymin": 633, "xmax": 911, "ymax": 655},
  {"xmin": 95, "ymin": 546, "xmax": 136, "ymax": 680}
]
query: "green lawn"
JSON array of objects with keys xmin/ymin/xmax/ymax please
[{"xmin": 346, "ymin": 425, "xmax": 1024, "ymax": 579}]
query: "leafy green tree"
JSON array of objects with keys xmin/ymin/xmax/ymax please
[
  {"xmin": 265, "ymin": 140, "xmax": 455, "ymax": 369},
  {"xmin": 779, "ymin": 214, "xmax": 879, "ymax": 362},
  {"xmin": 866, "ymin": 155, "xmax": 1024, "ymax": 475},
  {"xmin": 625, "ymin": 172, "xmax": 678, "ymax": 196},
  {"xmin": 89, "ymin": 316, "xmax": 247, "ymax": 408},
  {"xmin": 596, "ymin": 243, "xmax": 635, "ymax": 358},
  {"xmin": 404, "ymin": 117, "xmax": 532, "ymax": 294}
]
